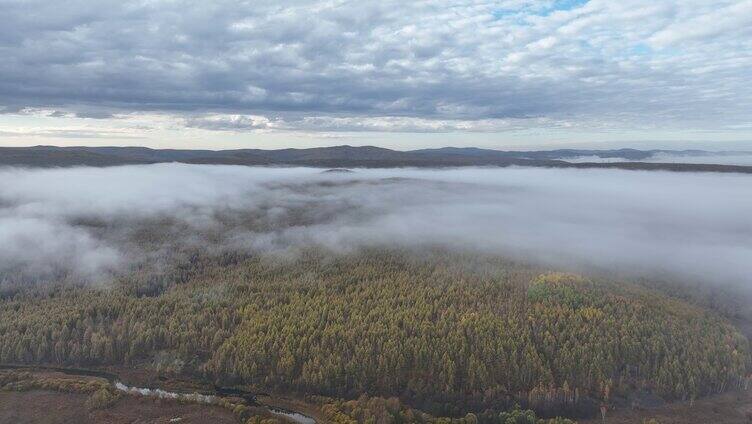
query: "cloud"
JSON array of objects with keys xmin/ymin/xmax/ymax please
[
  {"xmin": 0, "ymin": 163, "xmax": 750, "ymax": 287},
  {"xmin": 0, "ymin": 216, "xmax": 121, "ymax": 280},
  {"xmin": 0, "ymin": 128, "xmax": 145, "ymax": 139},
  {"xmin": 0, "ymin": 0, "xmax": 750, "ymax": 134},
  {"xmin": 565, "ymin": 151, "xmax": 752, "ymax": 166},
  {"xmin": 185, "ymin": 114, "xmax": 274, "ymax": 131},
  {"xmin": 648, "ymin": 0, "xmax": 752, "ymax": 47},
  {"xmin": 183, "ymin": 114, "xmax": 574, "ymax": 133}
]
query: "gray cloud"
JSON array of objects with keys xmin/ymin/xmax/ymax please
[
  {"xmin": 0, "ymin": 164, "xmax": 750, "ymax": 287},
  {"xmin": 0, "ymin": 0, "xmax": 751, "ymax": 132}
]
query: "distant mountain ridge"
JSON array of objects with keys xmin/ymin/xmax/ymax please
[{"xmin": 1, "ymin": 145, "xmax": 752, "ymax": 174}]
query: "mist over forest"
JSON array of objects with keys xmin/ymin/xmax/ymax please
[
  {"xmin": 3, "ymin": 0, "xmax": 752, "ymax": 421},
  {"xmin": 1, "ymin": 164, "xmax": 749, "ymax": 287}
]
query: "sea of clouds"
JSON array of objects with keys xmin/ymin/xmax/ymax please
[
  {"xmin": 565, "ymin": 152, "xmax": 752, "ymax": 166},
  {"xmin": 0, "ymin": 164, "xmax": 750, "ymax": 286}
]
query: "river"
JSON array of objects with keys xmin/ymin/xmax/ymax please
[{"xmin": 113, "ymin": 381, "xmax": 316, "ymax": 424}]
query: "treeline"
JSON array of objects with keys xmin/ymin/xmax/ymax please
[
  {"xmin": 0, "ymin": 250, "xmax": 749, "ymax": 419},
  {"xmin": 317, "ymin": 395, "xmax": 576, "ymax": 424},
  {"xmin": 0, "ymin": 369, "xmax": 121, "ymax": 411}
]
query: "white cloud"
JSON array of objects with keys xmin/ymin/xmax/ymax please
[
  {"xmin": 1, "ymin": 163, "xmax": 751, "ymax": 287},
  {"xmin": 527, "ymin": 36, "xmax": 558, "ymax": 51},
  {"xmin": 185, "ymin": 114, "xmax": 274, "ymax": 131},
  {"xmin": 184, "ymin": 114, "xmax": 578, "ymax": 133},
  {"xmin": 648, "ymin": 0, "xmax": 752, "ymax": 47}
]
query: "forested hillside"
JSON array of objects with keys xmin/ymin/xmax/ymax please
[{"xmin": 1, "ymin": 250, "xmax": 748, "ymax": 420}]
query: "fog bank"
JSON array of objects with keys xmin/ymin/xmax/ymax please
[
  {"xmin": 0, "ymin": 164, "xmax": 750, "ymax": 285},
  {"xmin": 566, "ymin": 152, "xmax": 752, "ymax": 166}
]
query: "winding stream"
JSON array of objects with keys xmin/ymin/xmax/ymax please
[
  {"xmin": 114, "ymin": 381, "xmax": 218, "ymax": 404},
  {"xmin": 268, "ymin": 408, "xmax": 317, "ymax": 424},
  {"xmin": 113, "ymin": 381, "xmax": 316, "ymax": 424}
]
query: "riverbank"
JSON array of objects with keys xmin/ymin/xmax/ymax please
[
  {"xmin": 0, "ymin": 365, "xmax": 318, "ymax": 424},
  {"xmin": 0, "ymin": 389, "xmax": 239, "ymax": 424}
]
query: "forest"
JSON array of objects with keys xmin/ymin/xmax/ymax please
[
  {"xmin": 1, "ymin": 165, "xmax": 751, "ymax": 423},
  {"xmin": 3, "ymin": 0, "xmax": 752, "ymax": 419},
  {"xmin": 1, "ymin": 249, "xmax": 749, "ymax": 421}
]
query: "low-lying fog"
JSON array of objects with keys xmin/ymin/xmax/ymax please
[
  {"xmin": 1, "ymin": 164, "xmax": 750, "ymax": 286},
  {"xmin": 565, "ymin": 152, "xmax": 752, "ymax": 166}
]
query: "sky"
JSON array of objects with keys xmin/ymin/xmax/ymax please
[{"xmin": 1, "ymin": 0, "xmax": 751, "ymax": 150}]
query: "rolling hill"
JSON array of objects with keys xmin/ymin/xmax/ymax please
[{"xmin": 2, "ymin": 145, "xmax": 752, "ymax": 173}]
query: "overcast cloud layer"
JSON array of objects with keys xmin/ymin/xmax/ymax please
[
  {"xmin": 0, "ymin": 164, "xmax": 750, "ymax": 287},
  {"xmin": 1, "ymin": 0, "xmax": 751, "ymax": 145}
]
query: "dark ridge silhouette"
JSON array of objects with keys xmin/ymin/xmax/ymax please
[{"xmin": 2, "ymin": 145, "xmax": 752, "ymax": 174}]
